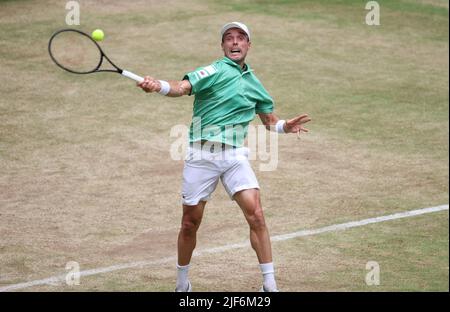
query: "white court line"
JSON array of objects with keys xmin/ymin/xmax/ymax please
[{"xmin": 0, "ymin": 204, "xmax": 448, "ymax": 292}]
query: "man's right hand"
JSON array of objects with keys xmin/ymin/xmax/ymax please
[{"xmin": 137, "ymin": 76, "xmax": 161, "ymax": 93}]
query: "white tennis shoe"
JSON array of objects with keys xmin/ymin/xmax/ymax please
[
  {"xmin": 259, "ymin": 285, "xmax": 279, "ymax": 292},
  {"xmin": 175, "ymin": 280, "xmax": 192, "ymax": 292}
]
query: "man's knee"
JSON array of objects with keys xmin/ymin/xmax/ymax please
[
  {"xmin": 180, "ymin": 218, "xmax": 201, "ymax": 235},
  {"xmin": 247, "ymin": 209, "xmax": 266, "ymax": 231},
  {"xmin": 180, "ymin": 204, "xmax": 204, "ymax": 236}
]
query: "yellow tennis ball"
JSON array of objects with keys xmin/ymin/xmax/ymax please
[{"xmin": 91, "ymin": 29, "xmax": 104, "ymax": 41}]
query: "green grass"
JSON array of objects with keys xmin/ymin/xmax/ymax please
[
  {"xmin": 215, "ymin": 0, "xmax": 449, "ymax": 17},
  {"xmin": 326, "ymin": 212, "xmax": 449, "ymax": 291},
  {"xmin": 265, "ymin": 210, "xmax": 448, "ymax": 291}
]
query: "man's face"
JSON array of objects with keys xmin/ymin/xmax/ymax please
[{"xmin": 221, "ymin": 28, "xmax": 251, "ymax": 66}]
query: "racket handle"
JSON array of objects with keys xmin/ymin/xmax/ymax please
[{"xmin": 121, "ymin": 70, "xmax": 144, "ymax": 83}]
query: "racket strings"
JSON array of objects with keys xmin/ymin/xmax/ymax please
[{"xmin": 49, "ymin": 31, "xmax": 102, "ymax": 74}]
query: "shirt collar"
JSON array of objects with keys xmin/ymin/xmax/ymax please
[{"xmin": 222, "ymin": 56, "xmax": 252, "ymax": 73}]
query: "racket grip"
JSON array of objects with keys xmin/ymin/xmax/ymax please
[{"xmin": 121, "ymin": 70, "xmax": 144, "ymax": 83}]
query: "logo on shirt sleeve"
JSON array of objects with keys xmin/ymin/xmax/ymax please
[{"xmin": 195, "ymin": 65, "xmax": 217, "ymax": 80}]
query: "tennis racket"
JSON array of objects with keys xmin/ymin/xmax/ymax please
[{"xmin": 48, "ymin": 28, "xmax": 144, "ymax": 83}]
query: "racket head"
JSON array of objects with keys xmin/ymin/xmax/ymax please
[{"xmin": 48, "ymin": 29, "xmax": 104, "ymax": 74}]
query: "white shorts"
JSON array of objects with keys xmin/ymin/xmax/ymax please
[{"xmin": 181, "ymin": 145, "xmax": 260, "ymax": 206}]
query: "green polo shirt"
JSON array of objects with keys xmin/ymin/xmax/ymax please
[{"xmin": 183, "ymin": 57, "xmax": 274, "ymax": 147}]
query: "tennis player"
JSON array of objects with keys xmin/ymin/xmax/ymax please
[{"xmin": 138, "ymin": 22, "xmax": 311, "ymax": 292}]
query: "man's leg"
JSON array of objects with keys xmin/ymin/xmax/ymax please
[
  {"xmin": 175, "ymin": 201, "xmax": 206, "ymax": 291},
  {"xmin": 178, "ymin": 201, "xmax": 206, "ymax": 265},
  {"xmin": 233, "ymin": 189, "xmax": 272, "ymax": 263},
  {"xmin": 234, "ymin": 189, "xmax": 278, "ymax": 291}
]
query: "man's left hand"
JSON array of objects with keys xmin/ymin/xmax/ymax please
[{"xmin": 284, "ymin": 114, "xmax": 311, "ymax": 134}]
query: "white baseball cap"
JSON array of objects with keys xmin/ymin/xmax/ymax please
[{"xmin": 221, "ymin": 22, "xmax": 251, "ymax": 41}]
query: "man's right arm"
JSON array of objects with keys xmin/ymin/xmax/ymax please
[{"xmin": 137, "ymin": 76, "xmax": 191, "ymax": 97}]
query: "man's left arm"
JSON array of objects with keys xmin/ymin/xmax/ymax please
[{"xmin": 258, "ymin": 112, "xmax": 311, "ymax": 134}]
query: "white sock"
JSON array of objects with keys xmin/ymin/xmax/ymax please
[
  {"xmin": 259, "ymin": 262, "xmax": 277, "ymax": 291},
  {"xmin": 176, "ymin": 263, "xmax": 190, "ymax": 291}
]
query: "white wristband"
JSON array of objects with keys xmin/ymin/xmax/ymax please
[
  {"xmin": 158, "ymin": 80, "xmax": 170, "ymax": 95},
  {"xmin": 275, "ymin": 120, "xmax": 286, "ymax": 133}
]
